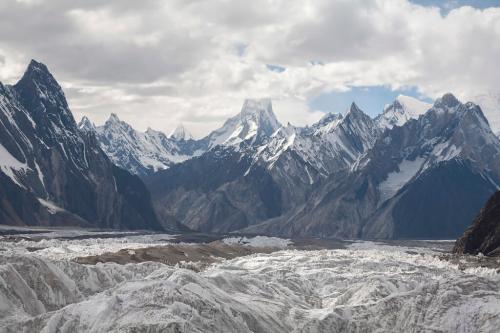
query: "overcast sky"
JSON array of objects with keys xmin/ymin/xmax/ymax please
[{"xmin": 1, "ymin": 0, "xmax": 500, "ymax": 137}]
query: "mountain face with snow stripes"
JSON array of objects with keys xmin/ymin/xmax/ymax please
[
  {"xmin": 144, "ymin": 99, "xmax": 383, "ymax": 233},
  {"xmin": 0, "ymin": 60, "xmax": 163, "ymax": 230},
  {"xmin": 245, "ymin": 93, "xmax": 500, "ymax": 239},
  {"xmin": 79, "ymin": 114, "xmax": 202, "ymax": 176},
  {"xmin": 2, "ymin": 60, "xmax": 500, "ymax": 239},
  {"xmin": 81, "ymin": 98, "xmax": 282, "ymax": 177},
  {"xmin": 143, "ymin": 92, "xmax": 500, "ymax": 239}
]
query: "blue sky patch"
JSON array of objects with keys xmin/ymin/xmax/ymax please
[
  {"xmin": 309, "ymin": 86, "xmax": 433, "ymax": 117},
  {"xmin": 266, "ymin": 64, "xmax": 286, "ymax": 73},
  {"xmin": 410, "ymin": 0, "xmax": 500, "ymax": 14}
]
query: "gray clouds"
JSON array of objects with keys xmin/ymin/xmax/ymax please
[{"xmin": 1, "ymin": 0, "xmax": 500, "ymax": 137}]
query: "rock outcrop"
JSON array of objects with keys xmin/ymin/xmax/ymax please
[{"xmin": 453, "ymin": 191, "xmax": 500, "ymax": 256}]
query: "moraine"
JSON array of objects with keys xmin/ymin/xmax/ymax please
[{"xmin": 1, "ymin": 228, "xmax": 499, "ymax": 333}]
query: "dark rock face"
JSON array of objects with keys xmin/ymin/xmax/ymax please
[
  {"xmin": 245, "ymin": 94, "xmax": 500, "ymax": 239},
  {"xmin": 143, "ymin": 93, "xmax": 500, "ymax": 239},
  {"xmin": 144, "ymin": 101, "xmax": 383, "ymax": 235},
  {"xmin": 453, "ymin": 191, "xmax": 500, "ymax": 256},
  {"xmin": 11, "ymin": 63, "xmax": 496, "ymax": 241},
  {"xmin": 0, "ymin": 60, "xmax": 162, "ymax": 231},
  {"xmin": 379, "ymin": 160, "xmax": 496, "ymax": 239},
  {"xmin": 145, "ymin": 146, "xmax": 282, "ymax": 233}
]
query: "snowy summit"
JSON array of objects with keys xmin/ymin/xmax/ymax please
[{"xmin": 170, "ymin": 124, "xmax": 193, "ymax": 141}]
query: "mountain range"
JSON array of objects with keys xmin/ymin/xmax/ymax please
[
  {"xmin": 0, "ymin": 60, "xmax": 162, "ymax": 230},
  {"xmin": 2, "ymin": 60, "xmax": 500, "ymax": 239}
]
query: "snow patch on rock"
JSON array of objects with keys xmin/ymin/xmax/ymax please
[{"xmin": 378, "ymin": 157, "xmax": 425, "ymax": 202}]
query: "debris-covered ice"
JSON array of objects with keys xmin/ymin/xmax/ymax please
[
  {"xmin": 222, "ymin": 235, "xmax": 291, "ymax": 248},
  {"xmin": 0, "ymin": 232, "xmax": 499, "ymax": 332}
]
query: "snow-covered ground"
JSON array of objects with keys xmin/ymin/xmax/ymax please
[
  {"xmin": 0, "ymin": 233, "xmax": 499, "ymax": 332},
  {"xmin": 0, "ymin": 230, "xmax": 176, "ymax": 260},
  {"xmin": 222, "ymin": 235, "xmax": 291, "ymax": 248}
]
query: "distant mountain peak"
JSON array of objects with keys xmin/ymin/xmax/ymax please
[
  {"xmin": 18, "ymin": 59, "xmax": 60, "ymax": 91},
  {"xmin": 0, "ymin": 59, "xmax": 163, "ymax": 230},
  {"xmin": 390, "ymin": 99, "xmax": 404, "ymax": 110},
  {"xmin": 108, "ymin": 113, "xmax": 121, "ymax": 122},
  {"xmin": 241, "ymin": 98, "xmax": 272, "ymax": 114},
  {"xmin": 347, "ymin": 102, "xmax": 362, "ymax": 114},
  {"xmin": 240, "ymin": 98, "xmax": 279, "ymax": 129},
  {"xmin": 205, "ymin": 98, "xmax": 281, "ymax": 148},
  {"xmin": 13, "ymin": 59, "xmax": 75, "ymax": 131},
  {"xmin": 78, "ymin": 116, "xmax": 96, "ymax": 132},
  {"xmin": 319, "ymin": 112, "xmax": 343, "ymax": 123},
  {"xmin": 170, "ymin": 123, "xmax": 193, "ymax": 141},
  {"xmin": 312, "ymin": 112, "xmax": 343, "ymax": 134},
  {"xmin": 344, "ymin": 102, "xmax": 370, "ymax": 123},
  {"xmin": 27, "ymin": 59, "xmax": 49, "ymax": 72},
  {"xmin": 377, "ymin": 95, "xmax": 431, "ymax": 129},
  {"xmin": 435, "ymin": 93, "xmax": 460, "ymax": 108}
]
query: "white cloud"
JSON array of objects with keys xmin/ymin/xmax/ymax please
[{"xmin": 0, "ymin": 0, "xmax": 500, "ymax": 137}]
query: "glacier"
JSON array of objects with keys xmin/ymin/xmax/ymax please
[{"xmin": 1, "ymin": 232, "xmax": 499, "ymax": 332}]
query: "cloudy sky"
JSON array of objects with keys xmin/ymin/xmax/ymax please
[{"xmin": 1, "ymin": 0, "xmax": 500, "ymax": 137}]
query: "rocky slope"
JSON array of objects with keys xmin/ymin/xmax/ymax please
[
  {"xmin": 453, "ymin": 191, "xmax": 500, "ymax": 256},
  {"xmin": 145, "ymin": 101, "xmax": 385, "ymax": 233},
  {"xmin": 82, "ymin": 89, "xmax": 500, "ymax": 239},
  {"xmin": 246, "ymin": 94, "xmax": 500, "ymax": 239},
  {"xmin": 0, "ymin": 60, "xmax": 163, "ymax": 230}
]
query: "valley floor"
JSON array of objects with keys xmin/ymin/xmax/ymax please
[{"xmin": 0, "ymin": 227, "xmax": 499, "ymax": 332}]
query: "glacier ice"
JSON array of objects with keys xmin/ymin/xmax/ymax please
[{"xmin": 0, "ymin": 236, "xmax": 499, "ymax": 332}]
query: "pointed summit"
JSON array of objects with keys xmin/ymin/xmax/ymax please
[
  {"xmin": 205, "ymin": 98, "xmax": 281, "ymax": 148},
  {"xmin": 16, "ymin": 60, "xmax": 61, "ymax": 93},
  {"xmin": 345, "ymin": 102, "xmax": 370, "ymax": 121},
  {"xmin": 78, "ymin": 116, "xmax": 96, "ymax": 133},
  {"xmin": 348, "ymin": 102, "xmax": 362, "ymax": 114},
  {"xmin": 103, "ymin": 113, "xmax": 134, "ymax": 132},
  {"xmin": 170, "ymin": 123, "xmax": 193, "ymax": 141},
  {"xmin": 241, "ymin": 98, "xmax": 280, "ymax": 130},
  {"xmin": 13, "ymin": 59, "xmax": 76, "ymax": 130},
  {"xmin": 108, "ymin": 113, "xmax": 121, "ymax": 122},
  {"xmin": 27, "ymin": 59, "xmax": 50, "ymax": 73}
]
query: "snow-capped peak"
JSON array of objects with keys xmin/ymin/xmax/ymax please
[
  {"xmin": 241, "ymin": 98, "xmax": 273, "ymax": 118},
  {"xmin": 102, "ymin": 113, "xmax": 134, "ymax": 132},
  {"xmin": 205, "ymin": 98, "xmax": 281, "ymax": 148},
  {"xmin": 107, "ymin": 113, "xmax": 121, "ymax": 123},
  {"xmin": 312, "ymin": 112, "xmax": 343, "ymax": 135},
  {"xmin": 343, "ymin": 102, "xmax": 373, "ymax": 126},
  {"xmin": 346, "ymin": 102, "xmax": 363, "ymax": 116},
  {"xmin": 395, "ymin": 95, "xmax": 431, "ymax": 114},
  {"xmin": 170, "ymin": 123, "xmax": 193, "ymax": 141},
  {"xmin": 78, "ymin": 116, "xmax": 96, "ymax": 132},
  {"xmin": 376, "ymin": 95, "xmax": 431, "ymax": 129},
  {"xmin": 92, "ymin": 115, "xmax": 202, "ymax": 175}
]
